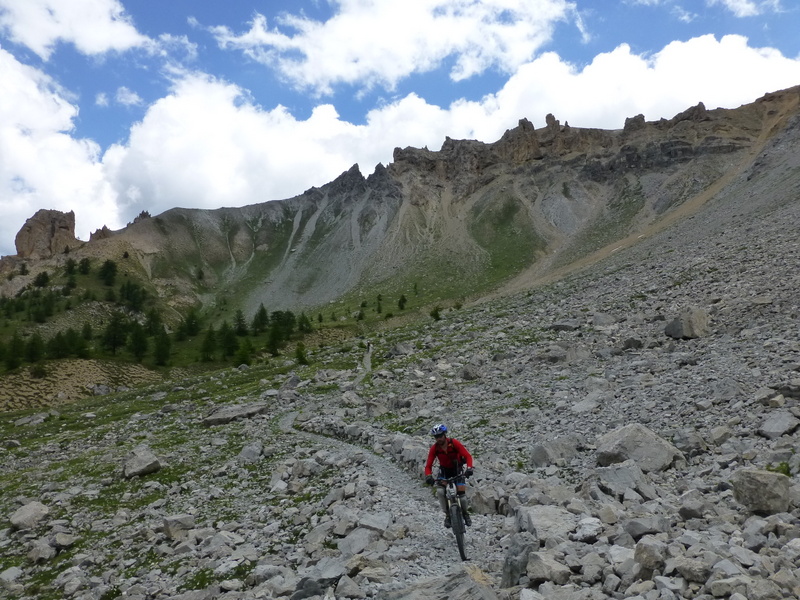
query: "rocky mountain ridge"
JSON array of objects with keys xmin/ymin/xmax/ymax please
[
  {"xmin": 1, "ymin": 86, "xmax": 800, "ymax": 599},
  {"xmin": 3, "ymin": 86, "xmax": 798, "ymax": 317}
]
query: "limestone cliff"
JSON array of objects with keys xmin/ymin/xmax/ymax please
[{"xmin": 14, "ymin": 209, "xmax": 81, "ymax": 259}]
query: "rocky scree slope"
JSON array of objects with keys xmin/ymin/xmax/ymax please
[
  {"xmin": 1, "ymin": 105, "xmax": 800, "ymax": 599},
  {"xmin": 3, "ymin": 87, "xmax": 798, "ymax": 317}
]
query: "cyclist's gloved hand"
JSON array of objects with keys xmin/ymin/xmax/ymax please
[
  {"xmin": 425, "ymin": 475, "xmax": 435, "ymax": 485},
  {"xmin": 464, "ymin": 468, "xmax": 474, "ymax": 478}
]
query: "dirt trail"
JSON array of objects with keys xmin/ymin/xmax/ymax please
[{"xmin": 278, "ymin": 409, "xmax": 507, "ymax": 576}]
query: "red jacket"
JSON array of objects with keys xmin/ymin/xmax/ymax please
[{"xmin": 425, "ymin": 437, "xmax": 473, "ymax": 476}]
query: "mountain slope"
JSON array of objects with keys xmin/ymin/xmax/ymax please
[{"xmin": 2, "ymin": 86, "xmax": 799, "ymax": 320}]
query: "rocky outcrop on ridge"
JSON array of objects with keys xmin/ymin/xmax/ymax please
[
  {"xmin": 14, "ymin": 209, "xmax": 81, "ymax": 259},
  {"xmin": 1, "ymin": 116, "xmax": 800, "ymax": 600}
]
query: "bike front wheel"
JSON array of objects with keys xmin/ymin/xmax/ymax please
[{"xmin": 449, "ymin": 502, "xmax": 467, "ymax": 561}]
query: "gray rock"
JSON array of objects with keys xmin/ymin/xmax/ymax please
[
  {"xmin": 501, "ymin": 531, "xmax": 538, "ymax": 587},
  {"xmin": 202, "ymin": 402, "xmax": 269, "ymax": 425},
  {"xmin": 595, "ymin": 459, "xmax": 657, "ymax": 500},
  {"xmin": 238, "ymin": 441, "xmax": 263, "ymax": 462},
  {"xmin": 336, "ymin": 574, "xmax": 367, "ymax": 598},
  {"xmin": 515, "ymin": 505, "xmax": 579, "ymax": 543},
  {"xmin": 596, "ymin": 423, "xmax": 684, "ymax": 472},
  {"xmin": 757, "ymin": 410, "xmax": 800, "ymax": 439},
  {"xmin": 164, "ymin": 514, "xmax": 196, "ymax": 541},
  {"xmin": 338, "ymin": 527, "xmax": 378, "ymax": 556},
  {"xmin": 0, "ymin": 566, "xmax": 23, "ymax": 582},
  {"xmin": 123, "ymin": 445, "xmax": 161, "ymax": 478},
  {"xmin": 664, "ymin": 307, "xmax": 711, "ymax": 339},
  {"xmin": 526, "ymin": 552, "xmax": 571, "ymax": 585},
  {"xmin": 530, "ymin": 433, "xmax": 584, "ymax": 468},
  {"xmin": 730, "ymin": 468, "xmax": 791, "ymax": 515},
  {"xmin": 375, "ymin": 567, "xmax": 500, "ymax": 599},
  {"xmin": 9, "ymin": 501, "xmax": 49, "ymax": 530}
]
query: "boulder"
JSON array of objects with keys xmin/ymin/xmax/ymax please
[
  {"xmin": 10, "ymin": 501, "xmax": 49, "ymax": 530},
  {"xmin": 515, "ymin": 505, "xmax": 579, "ymax": 543},
  {"xmin": 530, "ymin": 434, "xmax": 584, "ymax": 467},
  {"xmin": 527, "ymin": 552, "xmax": 571, "ymax": 585},
  {"xmin": 123, "ymin": 445, "xmax": 161, "ymax": 478},
  {"xmin": 664, "ymin": 307, "xmax": 711, "ymax": 339},
  {"xmin": 596, "ymin": 424, "xmax": 684, "ymax": 472},
  {"xmin": 730, "ymin": 468, "xmax": 791, "ymax": 515},
  {"xmin": 202, "ymin": 402, "xmax": 269, "ymax": 425}
]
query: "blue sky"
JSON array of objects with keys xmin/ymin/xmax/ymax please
[{"xmin": 1, "ymin": 0, "xmax": 799, "ymax": 257}]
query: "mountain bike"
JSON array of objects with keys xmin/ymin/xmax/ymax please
[{"xmin": 437, "ymin": 471, "xmax": 471, "ymax": 561}]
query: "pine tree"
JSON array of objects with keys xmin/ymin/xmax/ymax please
[
  {"xmin": 145, "ymin": 309, "xmax": 163, "ymax": 336},
  {"xmin": 233, "ymin": 309, "xmax": 249, "ymax": 336},
  {"xmin": 219, "ymin": 321, "xmax": 239, "ymax": 357},
  {"xmin": 251, "ymin": 303, "xmax": 269, "ymax": 334},
  {"xmin": 47, "ymin": 332, "xmax": 70, "ymax": 359},
  {"xmin": 234, "ymin": 337, "xmax": 254, "ymax": 365},
  {"xmin": 200, "ymin": 325, "xmax": 217, "ymax": 361},
  {"xmin": 24, "ymin": 333, "xmax": 45, "ymax": 363},
  {"xmin": 183, "ymin": 307, "xmax": 201, "ymax": 337},
  {"xmin": 102, "ymin": 312, "xmax": 128, "ymax": 355},
  {"xmin": 297, "ymin": 312, "xmax": 313, "ymax": 333},
  {"xmin": 5, "ymin": 332, "xmax": 24, "ymax": 370},
  {"xmin": 295, "ymin": 342, "xmax": 309, "ymax": 365},
  {"xmin": 154, "ymin": 330, "xmax": 171, "ymax": 366},
  {"xmin": 128, "ymin": 322, "xmax": 148, "ymax": 362},
  {"xmin": 98, "ymin": 259, "xmax": 117, "ymax": 286},
  {"xmin": 266, "ymin": 324, "xmax": 281, "ymax": 356}
]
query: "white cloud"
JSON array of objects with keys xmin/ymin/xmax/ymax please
[
  {"xmin": 95, "ymin": 92, "xmax": 109, "ymax": 107},
  {"xmin": 0, "ymin": 0, "xmax": 149, "ymax": 60},
  {"xmin": 210, "ymin": 0, "xmax": 578, "ymax": 93},
  {"xmin": 101, "ymin": 74, "xmax": 363, "ymax": 221},
  {"xmin": 708, "ymin": 0, "xmax": 782, "ymax": 17},
  {"xmin": 115, "ymin": 86, "xmax": 143, "ymax": 106},
  {"xmin": 2, "ymin": 32, "xmax": 799, "ymax": 258},
  {"xmin": 0, "ymin": 48, "xmax": 121, "ymax": 256},
  {"xmin": 449, "ymin": 34, "xmax": 800, "ymax": 138},
  {"xmin": 630, "ymin": 0, "xmax": 781, "ymax": 18}
]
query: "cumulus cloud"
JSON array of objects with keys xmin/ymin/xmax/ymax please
[
  {"xmin": 115, "ymin": 86, "xmax": 143, "ymax": 106},
  {"xmin": 0, "ymin": 48, "xmax": 121, "ymax": 255},
  {"xmin": 0, "ymin": 0, "xmax": 149, "ymax": 60},
  {"xmin": 210, "ymin": 0, "xmax": 579, "ymax": 93},
  {"xmin": 446, "ymin": 34, "xmax": 800, "ymax": 142}
]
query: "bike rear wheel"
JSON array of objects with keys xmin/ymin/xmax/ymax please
[{"xmin": 449, "ymin": 502, "xmax": 468, "ymax": 561}]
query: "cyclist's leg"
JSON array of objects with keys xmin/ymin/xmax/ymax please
[
  {"xmin": 456, "ymin": 482, "xmax": 471, "ymax": 524},
  {"xmin": 436, "ymin": 485, "xmax": 447, "ymax": 513}
]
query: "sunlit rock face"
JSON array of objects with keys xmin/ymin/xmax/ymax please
[{"xmin": 15, "ymin": 209, "xmax": 80, "ymax": 259}]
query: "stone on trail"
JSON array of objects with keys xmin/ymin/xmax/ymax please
[{"xmin": 376, "ymin": 567, "xmax": 500, "ymax": 600}]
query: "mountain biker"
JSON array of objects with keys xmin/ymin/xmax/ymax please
[{"xmin": 424, "ymin": 424, "xmax": 474, "ymax": 528}]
